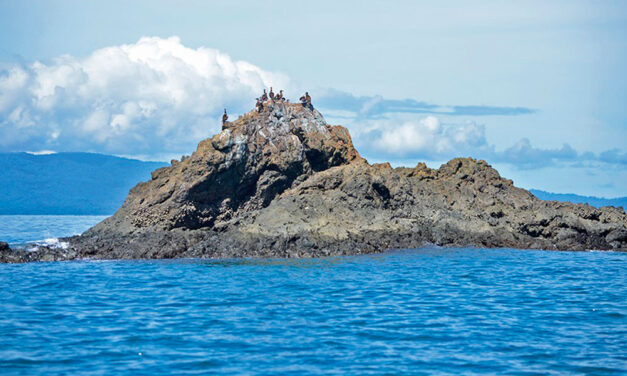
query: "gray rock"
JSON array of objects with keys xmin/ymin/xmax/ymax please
[{"xmin": 3, "ymin": 102, "xmax": 626, "ymax": 263}]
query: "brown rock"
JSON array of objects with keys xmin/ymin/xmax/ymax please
[{"xmin": 4, "ymin": 103, "xmax": 626, "ymax": 262}]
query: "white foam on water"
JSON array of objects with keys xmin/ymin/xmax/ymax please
[{"xmin": 33, "ymin": 238, "xmax": 69, "ymax": 249}]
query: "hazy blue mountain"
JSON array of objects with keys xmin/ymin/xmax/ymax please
[
  {"xmin": 0, "ymin": 152, "xmax": 167, "ymax": 215},
  {"xmin": 530, "ymin": 189, "xmax": 626, "ymax": 209},
  {"xmin": 1, "ymin": 152, "xmax": 624, "ymax": 215}
]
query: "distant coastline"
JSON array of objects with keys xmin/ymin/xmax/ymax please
[
  {"xmin": 0, "ymin": 152, "xmax": 623, "ymax": 215},
  {"xmin": 530, "ymin": 189, "xmax": 626, "ymax": 210},
  {"xmin": 0, "ymin": 152, "xmax": 166, "ymax": 215}
]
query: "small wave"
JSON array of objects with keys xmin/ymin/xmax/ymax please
[{"xmin": 33, "ymin": 238, "xmax": 69, "ymax": 249}]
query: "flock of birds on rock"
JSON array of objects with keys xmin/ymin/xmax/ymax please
[{"xmin": 222, "ymin": 88, "xmax": 313, "ymax": 125}]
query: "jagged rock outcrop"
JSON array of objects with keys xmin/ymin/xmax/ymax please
[
  {"xmin": 90, "ymin": 102, "xmax": 361, "ymax": 233},
  {"xmin": 2, "ymin": 101, "xmax": 626, "ymax": 262}
]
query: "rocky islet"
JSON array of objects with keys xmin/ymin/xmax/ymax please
[{"xmin": 1, "ymin": 99, "xmax": 626, "ymax": 262}]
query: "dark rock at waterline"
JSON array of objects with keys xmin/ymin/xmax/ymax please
[
  {"xmin": 0, "ymin": 242, "xmax": 80, "ymax": 263},
  {"xmin": 2, "ymin": 101, "xmax": 627, "ymax": 263}
]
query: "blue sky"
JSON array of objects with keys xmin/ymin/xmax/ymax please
[{"xmin": 0, "ymin": 0, "xmax": 626, "ymax": 197}]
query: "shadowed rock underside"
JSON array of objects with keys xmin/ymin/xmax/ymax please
[{"xmin": 2, "ymin": 102, "xmax": 626, "ymax": 262}]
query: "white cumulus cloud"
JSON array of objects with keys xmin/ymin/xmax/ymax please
[
  {"xmin": 0, "ymin": 36, "xmax": 292, "ymax": 159},
  {"xmin": 337, "ymin": 114, "xmax": 625, "ymax": 169},
  {"xmin": 1, "ymin": 38, "xmax": 623, "ymax": 171},
  {"xmin": 346, "ymin": 115, "xmax": 494, "ymax": 161}
]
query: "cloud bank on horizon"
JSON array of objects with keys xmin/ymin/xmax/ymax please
[
  {"xmin": 345, "ymin": 116, "xmax": 625, "ymax": 170},
  {"xmin": 0, "ymin": 36, "xmax": 625, "ymax": 171}
]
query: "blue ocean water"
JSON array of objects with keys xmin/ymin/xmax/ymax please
[
  {"xmin": 0, "ymin": 215, "xmax": 107, "ymax": 246},
  {"xmin": 0, "ymin": 217, "xmax": 626, "ymax": 375}
]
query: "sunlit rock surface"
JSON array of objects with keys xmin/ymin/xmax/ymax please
[{"xmin": 2, "ymin": 101, "xmax": 626, "ymax": 262}]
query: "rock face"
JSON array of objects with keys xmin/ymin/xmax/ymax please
[
  {"xmin": 92, "ymin": 102, "xmax": 360, "ymax": 233},
  {"xmin": 2, "ymin": 101, "xmax": 626, "ymax": 262}
]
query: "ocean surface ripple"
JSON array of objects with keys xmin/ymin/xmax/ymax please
[
  {"xmin": 1, "ymin": 247, "xmax": 626, "ymax": 375},
  {"xmin": 0, "ymin": 215, "xmax": 107, "ymax": 246}
]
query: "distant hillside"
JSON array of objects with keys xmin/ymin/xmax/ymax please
[
  {"xmin": 0, "ymin": 153, "xmax": 167, "ymax": 215},
  {"xmin": 1, "ymin": 152, "xmax": 624, "ymax": 215},
  {"xmin": 530, "ymin": 189, "xmax": 626, "ymax": 209}
]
